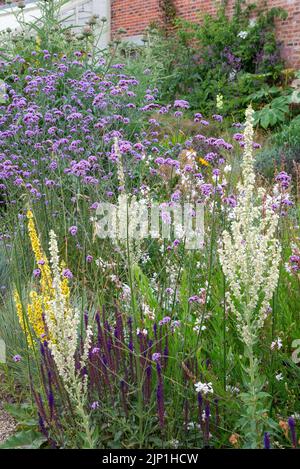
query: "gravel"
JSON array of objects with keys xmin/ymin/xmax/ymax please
[{"xmin": 0, "ymin": 388, "xmax": 17, "ymax": 445}]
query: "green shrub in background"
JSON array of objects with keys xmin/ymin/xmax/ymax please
[
  {"xmin": 120, "ymin": 0, "xmax": 288, "ymax": 119},
  {"xmin": 256, "ymin": 115, "xmax": 300, "ymax": 178}
]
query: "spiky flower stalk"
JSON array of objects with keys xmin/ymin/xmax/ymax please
[
  {"xmin": 46, "ymin": 230, "xmax": 94, "ymax": 448},
  {"xmin": 219, "ymin": 106, "xmax": 281, "ymax": 448}
]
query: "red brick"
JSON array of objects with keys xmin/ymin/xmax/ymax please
[{"xmin": 111, "ymin": 0, "xmax": 300, "ymax": 68}]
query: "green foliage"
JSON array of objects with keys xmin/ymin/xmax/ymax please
[
  {"xmin": 0, "ymin": 0, "xmax": 299, "ymax": 450},
  {"xmin": 254, "ymin": 95, "xmax": 290, "ymax": 129},
  {"xmin": 0, "ymin": 430, "xmax": 46, "ymax": 449},
  {"xmin": 256, "ymin": 114, "xmax": 300, "ymax": 177},
  {"xmin": 0, "ymin": 403, "xmax": 46, "ymax": 449},
  {"xmin": 133, "ymin": 0, "xmax": 287, "ymax": 118}
]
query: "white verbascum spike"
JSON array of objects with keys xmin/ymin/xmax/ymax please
[
  {"xmin": 46, "ymin": 230, "xmax": 92, "ymax": 396},
  {"xmin": 45, "ymin": 230, "xmax": 94, "ymax": 447},
  {"xmin": 219, "ymin": 106, "xmax": 281, "ymax": 347}
]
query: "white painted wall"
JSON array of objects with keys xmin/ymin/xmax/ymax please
[
  {"xmin": 0, "ymin": 0, "xmax": 111, "ymax": 48},
  {"xmin": 0, "ymin": 1, "xmax": 42, "ymax": 31}
]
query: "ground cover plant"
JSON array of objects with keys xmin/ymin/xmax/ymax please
[{"xmin": 0, "ymin": 0, "xmax": 299, "ymax": 451}]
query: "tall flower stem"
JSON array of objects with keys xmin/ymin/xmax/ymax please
[{"xmin": 219, "ymin": 106, "xmax": 281, "ymax": 448}]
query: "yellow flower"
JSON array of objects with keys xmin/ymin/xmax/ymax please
[
  {"xmin": 36, "ymin": 35, "xmax": 41, "ymax": 50},
  {"xmin": 27, "ymin": 210, "xmax": 52, "ymax": 295},
  {"xmin": 14, "ymin": 290, "xmax": 34, "ymax": 347},
  {"xmin": 198, "ymin": 157, "xmax": 209, "ymax": 167},
  {"xmin": 27, "ymin": 291, "xmax": 45, "ymax": 338},
  {"xmin": 14, "ymin": 210, "xmax": 71, "ymax": 347},
  {"xmin": 14, "ymin": 290, "xmax": 26, "ymax": 333}
]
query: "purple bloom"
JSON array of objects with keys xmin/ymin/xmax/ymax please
[
  {"xmin": 90, "ymin": 401, "xmax": 100, "ymax": 410},
  {"xmin": 62, "ymin": 268, "xmax": 73, "ymax": 279},
  {"xmin": 173, "ymin": 99, "xmax": 189, "ymax": 109},
  {"xmin": 69, "ymin": 225, "xmax": 78, "ymax": 236},
  {"xmin": 288, "ymin": 417, "xmax": 297, "ymax": 448},
  {"xmin": 194, "ymin": 113, "xmax": 203, "ymax": 122},
  {"xmin": 156, "ymin": 363, "xmax": 165, "ymax": 428},
  {"xmin": 233, "ymin": 133, "xmax": 244, "ymax": 141},
  {"xmin": 212, "ymin": 114, "xmax": 223, "ymax": 122},
  {"xmin": 275, "ymin": 171, "xmax": 291, "ymax": 189},
  {"xmin": 13, "ymin": 354, "xmax": 22, "ymax": 362},
  {"xmin": 152, "ymin": 352, "xmax": 161, "ymax": 362},
  {"xmin": 188, "ymin": 295, "xmax": 200, "ymax": 304},
  {"xmin": 174, "ymin": 111, "xmax": 183, "ymax": 118},
  {"xmin": 33, "ymin": 268, "xmax": 41, "ymax": 278},
  {"xmin": 159, "ymin": 316, "xmax": 171, "ymax": 326},
  {"xmin": 264, "ymin": 432, "xmax": 271, "ymax": 449}
]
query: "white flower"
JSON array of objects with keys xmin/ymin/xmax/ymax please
[
  {"xmin": 271, "ymin": 337, "xmax": 283, "ymax": 350},
  {"xmin": 46, "ymin": 229, "xmax": 93, "ymax": 433},
  {"xmin": 226, "ymin": 385, "xmax": 240, "ymax": 394},
  {"xmin": 223, "ymin": 165, "xmax": 232, "ymax": 173},
  {"xmin": 136, "ymin": 328, "xmax": 148, "ymax": 336},
  {"xmin": 238, "ymin": 30, "xmax": 248, "ymax": 39},
  {"xmin": 169, "ymin": 439, "xmax": 180, "ymax": 448},
  {"xmin": 194, "ymin": 381, "xmax": 214, "ymax": 395},
  {"xmin": 187, "ymin": 421, "xmax": 200, "ymax": 431},
  {"xmin": 275, "ymin": 372, "xmax": 283, "ymax": 381},
  {"xmin": 216, "ymin": 94, "xmax": 223, "ymax": 110},
  {"xmin": 142, "ymin": 302, "xmax": 155, "ymax": 320},
  {"xmin": 219, "ymin": 106, "xmax": 281, "ymax": 347},
  {"xmin": 229, "ymin": 69, "xmax": 237, "ymax": 81}
]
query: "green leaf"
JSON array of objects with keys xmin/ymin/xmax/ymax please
[
  {"xmin": 132, "ymin": 264, "xmax": 159, "ymax": 312},
  {"xmin": 260, "ymin": 111, "xmax": 271, "ymax": 129},
  {"xmin": 0, "ymin": 430, "xmax": 46, "ymax": 449},
  {"xmin": 4, "ymin": 403, "xmax": 35, "ymax": 423}
]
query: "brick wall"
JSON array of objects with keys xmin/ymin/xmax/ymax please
[
  {"xmin": 111, "ymin": 0, "xmax": 300, "ymax": 69},
  {"xmin": 111, "ymin": 0, "xmax": 162, "ymax": 37}
]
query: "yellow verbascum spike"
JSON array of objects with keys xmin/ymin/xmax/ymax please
[
  {"xmin": 27, "ymin": 291, "xmax": 45, "ymax": 339},
  {"xmin": 14, "ymin": 290, "xmax": 34, "ymax": 348},
  {"xmin": 14, "ymin": 211, "xmax": 71, "ymax": 347}
]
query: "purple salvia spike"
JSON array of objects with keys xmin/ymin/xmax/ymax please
[
  {"xmin": 120, "ymin": 380, "xmax": 129, "ymax": 417},
  {"xmin": 264, "ymin": 432, "xmax": 271, "ymax": 449},
  {"xmin": 288, "ymin": 417, "xmax": 297, "ymax": 448},
  {"xmin": 156, "ymin": 363, "xmax": 165, "ymax": 428},
  {"xmin": 144, "ymin": 365, "xmax": 152, "ymax": 404},
  {"xmin": 84, "ymin": 310, "xmax": 89, "ymax": 329},
  {"xmin": 205, "ymin": 402, "xmax": 210, "ymax": 445},
  {"xmin": 128, "ymin": 316, "xmax": 134, "ymax": 380},
  {"xmin": 38, "ymin": 412, "xmax": 48, "ymax": 439}
]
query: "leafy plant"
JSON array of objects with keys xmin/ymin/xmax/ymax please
[
  {"xmin": 253, "ymin": 95, "xmax": 290, "ymax": 129},
  {"xmin": 0, "ymin": 403, "xmax": 46, "ymax": 449},
  {"xmin": 131, "ymin": 0, "xmax": 287, "ymax": 117}
]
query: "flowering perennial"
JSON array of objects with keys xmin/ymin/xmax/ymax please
[
  {"xmin": 219, "ymin": 106, "xmax": 281, "ymax": 346},
  {"xmin": 14, "ymin": 210, "xmax": 70, "ymax": 345}
]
